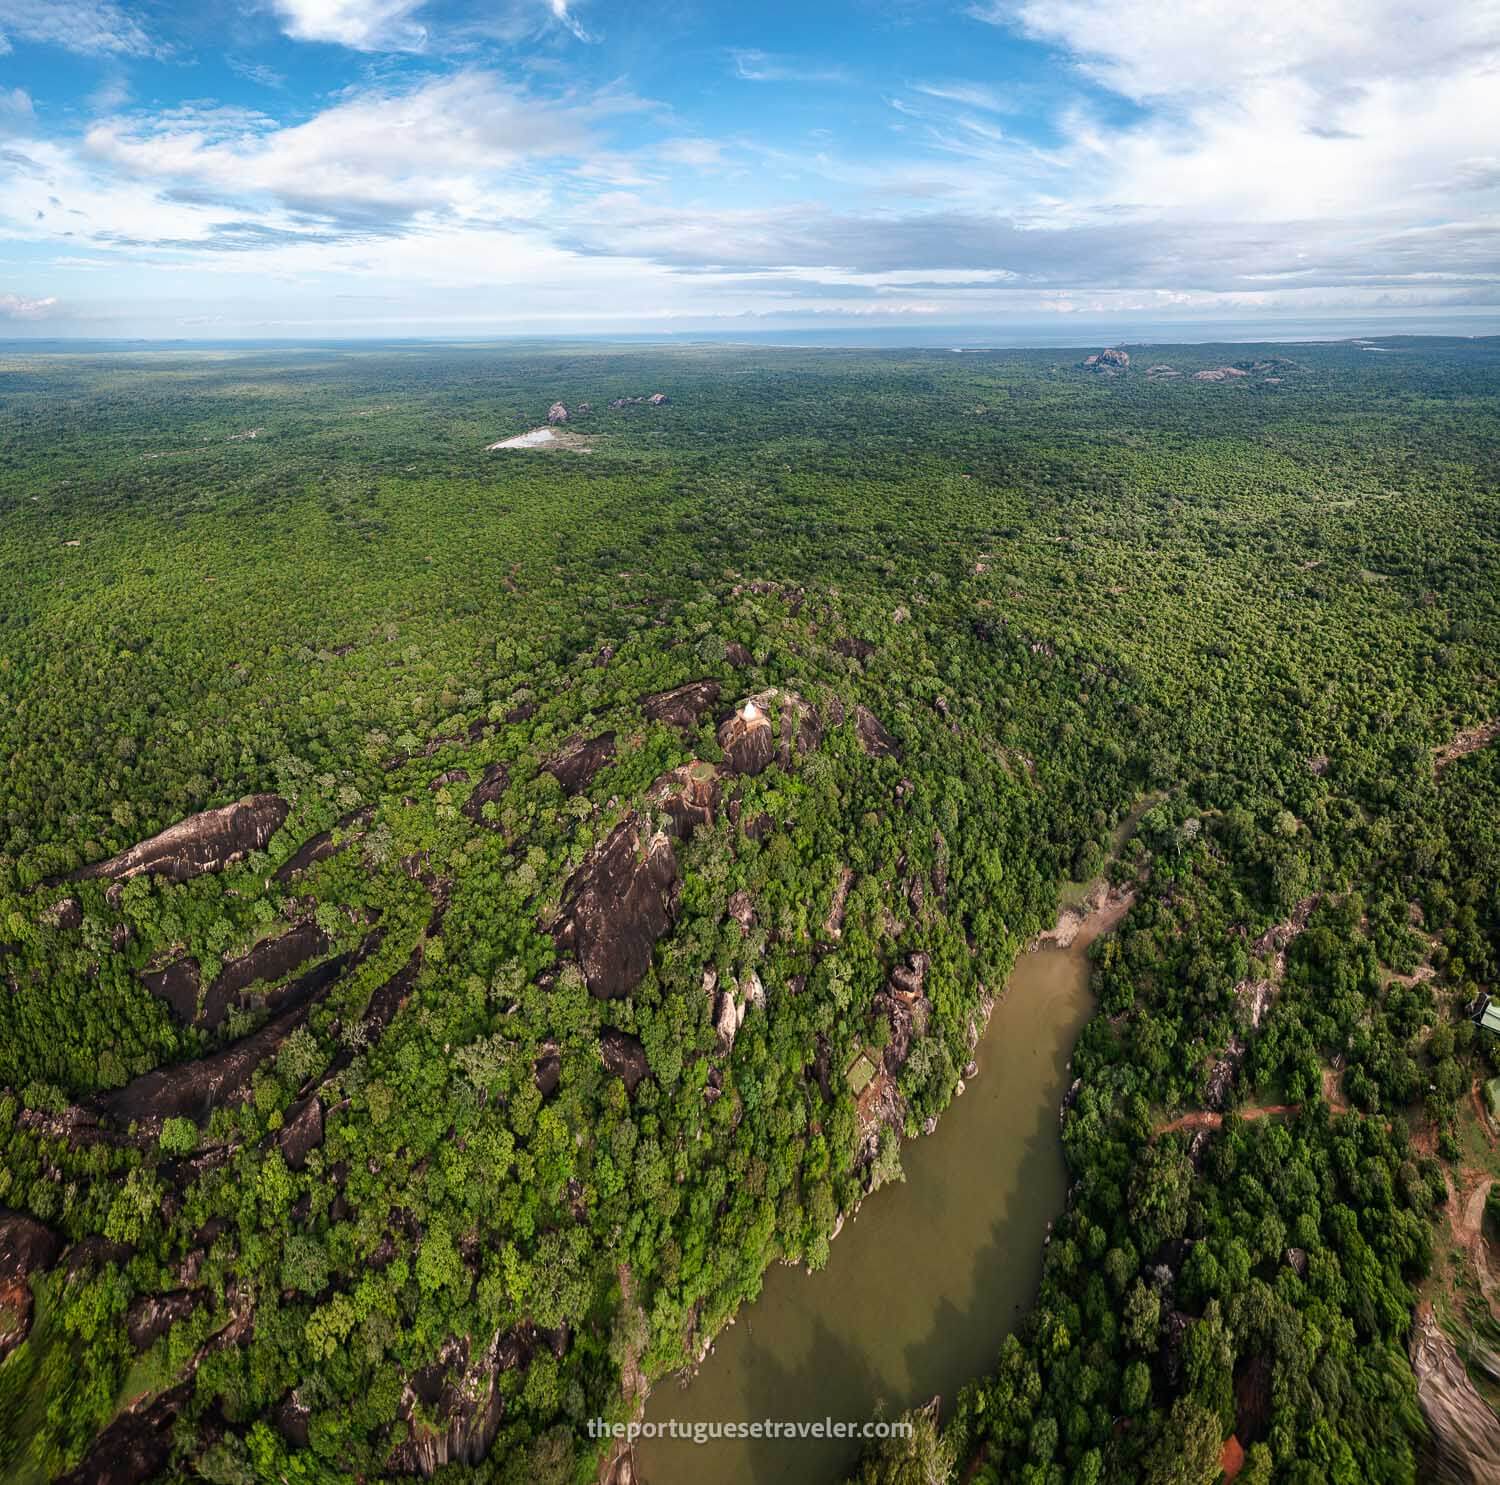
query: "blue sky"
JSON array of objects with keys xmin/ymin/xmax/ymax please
[{"xmin": 1, "ymin": 0, "xmax": 1497, "ymax": 337}]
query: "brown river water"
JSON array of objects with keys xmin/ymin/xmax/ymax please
[{"xmin": 635, "ymin": 935, "xmax": 1097, "ymax": 1485}]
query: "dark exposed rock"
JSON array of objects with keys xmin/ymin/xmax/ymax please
[
  {"xmin": 62, "ymin": 1235, "xmax": 134, "ymax": 1280},
  {"xmin": 99, "ymin": 930, "xmax": 384, "ymax": 1125},
  {"xmin": 600, "ymin": 1028, "xmax": 651, "ymax": 1095},
  {"xmin": 77, "ymin": 794, "xmax": 289, "ymax": 884},
  {"xmin": 854, "ymin": 704, "xmax": 901, "ymax": 759},
  {"xmin": 595, "ymin": 645, "xmax": 615, "ymax": 668},
  {"xmin": 461, "ymin": 762, "xmax": 510, "ymax": 826},
  {"xmin": 834, "ymin": 636, "xmax": 875, "ymax": 661},
  {"xmin": 544, "ymin": 732, "xmax": 616, "ymax": 795},
  {"xmin": 206, "ymin": 922, "xmax": 332, "ymax": 1027},
  {"xmin": 505, "ymin": 701, "xmax": 536, "ymax": 724},
  {"xmin": 46, "ymin": 896, "xmax": 83, "ymax": 930},
  {"xmin": 0, "ymin": 1209, "xmax": 62, "ymax": 1282},
  {"xmin": 642, "ymin": 678, "xmax": 721, "ymax": 732},
  {"xmin": 1282, "ymin": 1246, "xmax": 1308, "ymax": 1279},
  {"xmin": 534, "ymin": 1041, "xmax": 561, "ymax": 1097},
  {"xmin": 717, "ymin": 690, "xmax": 821, "ymax": 776},
  {"xmin": 126, "ymin": 1288, "xmax": 204, "ymax": 1351},
  {"xmin": 1234, "ymin": 1352, "xmax": 1274, "ymax": 1444},
  {"xmin": 1, "ymin": 1212, "xmax": 61, "ymax": 1360},
  {"xmin": 387, "ymin": 1334, "xmax": 511, "ymax": 1478},
  {"xmin": 1081, "ymin": 347, "xmax": 1130, "ymax": 374},
  {"xmin": 141, "ymin": 956, "xmax": 201, "ymax": 1026},
  {"xmin": 727, "ymin": 890, "xmax": 756, "ymax": 933},
  {"xmin": 646, "ymin": 761, "xmax": 721, "ymax": 839},
  {"xmin": 273, "ymin": 805, "xmax": 373, "ymax": 882},
  {"xmin": 724, "ymin": 642, "xmax": 752, "ymax": 667},
  {"xmin": 58, "ymin": 1380, "xmax": 192, "ymax": 1485},
  {"xmin": 278, "ymin": 1097, "xmax": 324, "ymax": 1170},
  {"xmin": 276, "ymin": 1392, "xmax": 312, "ymax": 1449},
  {"xmin": 429, "ymin": 768, "xmax": 470, "ymax": 791},
  {"xmin": 889, "ymin": 951, "xmax": 928, "ymax": 1001},
  {"xmin": 553, "ymin": 820, "xmax": 678, "ymax": 1000}
]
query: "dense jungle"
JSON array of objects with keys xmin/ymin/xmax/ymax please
[{"xmin": 1, "ymin": 336, "xmax": 1499, "ymax": 1485}]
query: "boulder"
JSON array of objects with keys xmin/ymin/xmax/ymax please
[
  {"xmin": 833, "ymin": 636, "xmax": 875, "ymax": 661},
  {"xmin": 387, "ymin": 1335, "xmax": 508, "ymax": 1478},
  {"xmin": 724, "ymin": 642, "xmax": 753, "ymax": 667},
  {"xmin": 78, "ymin": 794, "xmax": 289, "ymax": 884},
  {"xmin": 553, "ymin": 819, "xmax": 679, "ymax": 999},
  {"xmin": 0, "ymin": 1211, "xmax": 62, "ymax": 1362},
  {"xmin": 600, "ymin": 1028, "xmax": 651, "ymax": 1094},
  {"xmin": 533, "ymin": 1041, "xmax": 561, "ymax": 1098},
  {"xmin": 546, "ymin": 402, "xmax": 568, "ymax": 424},
  {"xmin": 854, "ymin": 704, "xmax": 901, "ymax": 759},
  {"xmin": 543, "ymin": 733, "xmax": 616, "ymax": 795},
  {"xmin": 642, "ymin": 679, "xmax": 721, "ymax": 732},
  {"xmin": 461, "ymin": 762, "xmax": 510, "ymax": 825},
  {"xmin": 273, "ymin": 805, "xmax": 373, "ymax": 882},
  {"xmin": 717, "ymin": 690, "xmax": 822, "ymax": 776},
  {"xmin": 1081, "ymin": 347, "xmax": 1130, "ymax": 374},
  {"xmin": 278, "ymin": 1097, "xmax": 325, "ymax": 1170},
  {"xmin": 646, "ymin": 761, "xmax": 721, "ymax": 839},
  {"xmin": 141, "ymin": 957, "xmax": 201, "ymax": 1026},
  {"xmin": 125, "ymin": 1288, "xmax": 204, "ymax": 1351}
]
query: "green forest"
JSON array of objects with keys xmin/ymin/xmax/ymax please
[{"xmin": 1, "ymin": 336, "xmax": 1498, "ymax": 1485}]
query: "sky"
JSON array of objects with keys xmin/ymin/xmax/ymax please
[{"xmin": 0, "ymin": 0, "xmax": 1498, "ymax": 339}]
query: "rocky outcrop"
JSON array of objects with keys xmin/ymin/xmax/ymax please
[
  {"xmin": 717, "ymin": 690, "xmax": 822, "ymax": 776},
  {"xmin": 544, "ymin": 733, "xmax": 616, "ymax": 795},
  {"xmin": 461, "ymin": 763, "xmax": 509, "ymax": 826},
  {"xmin": 854, "ymin": 704, "xmax": 901, "ymax": 759},
  {"xmin": 273, "ymin": 805, "xmax": 373, "ymax": 882},
  {"xmin": 533, "ymin": 1040, "xmax": 561, "ymax": 1098},
  {"xmin": 388, "ymin": 1335, "xmax": 507, "ymax": 1478},
  {"xmin": 546, "ymin": 402, "xmax": 568, "ymax": 425},
  {"xmin": 727, "ymin": 890, "xmax": 756, "ymax": 933},
  {"xmin": 834, "ymin": 636, "xmax": 875, "ymax": 661},
  {"xmin": 78, "ymin": 794, "xmax": 289, "ymax": 884},
  {"xmin": 552, "ymin": 820, "xmax": 678, "ymax": 999},
  {"xmin": 642, "ymin": 679, "xmax": 721, "ymax": 732},
  {"xmin": 1410, "ymin": 1303, "xmax": 1500, "ymax": 1483},
  {"xmin": 646, "ymin": 761, "xmax": 721, "ymax": 839},
  {"xmin": 724, "ymin": 642, "xmax": 752, "ymax": 667},
  {"xmin": 1193, "ymin": 366, "xmax": 1249, "ymax": 382},
  {"xmin": 872, "ymin": 956, "xmax": 930, "ymax": 1074},
  {"xmin": 125, "ymin": 1288, "xmax": 204, "ymax": 1351},
  {"xmin": 205, "ymin": 922, "xmax": 332, "ymax": 1027},
  {"xmin": 0, "ymin": 1211, "xmax": 61, "ymax": 1360},
  {"xmin": 608, "ymin": 393, "xmax": 669, "ymax": 408},
  {"xmin": 278, "ymin": 1096, "xmax": 324, "ymax": 1170},
  {"xmin": 1081, "ymin": 348, "xmax": 1129, "ymax": 374},
  {"xmin": 100, "ymin": 929, "xmax": 384, "ymax": 1125},
  {"xmin": 600, "ymin": 1028, "xmax": 651, "ymax": 1094},
  {"xmin": 714, "ymin": 972, "xmax": 763, "ymax": 1054},
  {"xmin": 141, "ymin": 957, "xmax": 201, "ymax": 1026}
]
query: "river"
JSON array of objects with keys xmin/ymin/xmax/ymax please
[{"xmin": 635, "ymin": 930, "xmax": 1099, "ymax": 1485}]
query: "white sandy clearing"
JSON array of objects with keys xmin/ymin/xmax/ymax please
[{"xmin": 488, "ymin": 427, "xmax": 557, "ymax": 450}]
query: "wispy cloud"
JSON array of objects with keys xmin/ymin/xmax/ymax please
[
  {"xmin": 912, "ymin": 80, "xmax": 1015, "ymax": 113},
  {"xmin": 227, "ymin": 57, "xmax": 286, "ymax": 89},
  {"xmin": 0, "ymin": 0, "xmax": 157, "ymax": 57},
  {"xmin": 731, "ymin": 49, "xmax": 847, "ymax": 84}
]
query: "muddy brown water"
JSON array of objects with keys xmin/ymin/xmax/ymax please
[{"xmin": 636, "ymin": 938, "xmax": 1096, "ymax": 1485}]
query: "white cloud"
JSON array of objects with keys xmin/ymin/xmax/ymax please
[
  {"xmin": 0, "ymin": 290, "xmax": 57, "ymax": 318},
  {"xmin": 976, "ymin": 0, "xmax": 1500, "ymax": 102},
  {"xmin": 268, "ymin": 0, "xmax": 429, "ymax": 52},
  {"xmin": 82, "ymin": 72, "xmax": 640, "ymax": 227},
  {"xmin": 0, "ymin": 0, "xmax": 155, "ymax": 56}
]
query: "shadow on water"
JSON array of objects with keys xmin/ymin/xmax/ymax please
[{"xmin": 636, "ymin": 942, "xmax": 1095, "ymax": 1485}]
